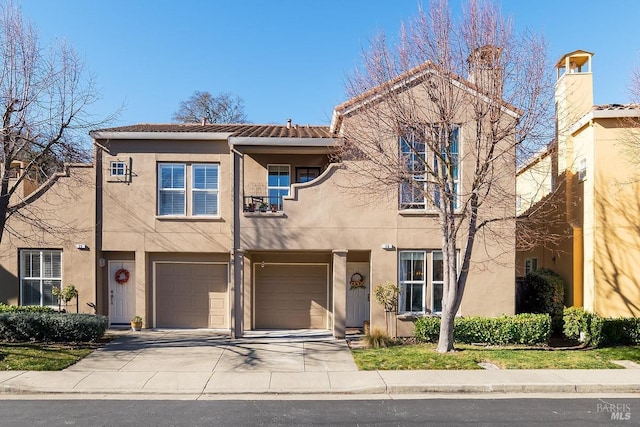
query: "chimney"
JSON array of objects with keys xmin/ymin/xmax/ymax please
[
  {"xmin": 287, "ymin": 118, "xmax": 292, "ymax": 129},
  {"xmin": 467, "ymin": 45, "xmax": 503, "ymax": 97},
  {"xmin": 201, "ymin": 117, "xmax": 208, "ymax": 125}
]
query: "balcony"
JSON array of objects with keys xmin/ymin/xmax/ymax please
[{"xmin": 243, "ymin": 195, "xmax": 284, "ymax": 214}]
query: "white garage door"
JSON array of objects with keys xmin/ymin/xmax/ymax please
[
  {"xmin": 255, "ymin": 264, "xmax": 328, "ymax": 329},
  {"xmin": 155, "ymin": 263, "xmax": 227, "ymax": 328}
]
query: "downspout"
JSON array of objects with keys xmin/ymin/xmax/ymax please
[{"xmin": 231, "ymin": 143, "xmax": 244, "ymax": 338}]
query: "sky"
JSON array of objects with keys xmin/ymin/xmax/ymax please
[{"xmin": 17, "ymin": 0, "xmax": 640, "ymax": 131}]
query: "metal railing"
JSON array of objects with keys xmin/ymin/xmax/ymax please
[{"xmin": 243, "ymin": 195, "xmax": 283, "ymax": 213}]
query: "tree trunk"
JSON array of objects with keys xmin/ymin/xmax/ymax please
[{"xmin": 437, "ymin": 306, "xmax": 456, "ymax": 352}]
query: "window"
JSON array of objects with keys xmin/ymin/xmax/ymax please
[
  {"xmin": 525, "ymin": 258, "xmax": 538, "ymax": 275},
  {"xmin": 577, "ymin": 158, "xmax": 587, "ymax": 182},
  {"xmin": 192, "ymin": 164, "xmax": 219, "ymax": 216},
  {"xmin": 295, "ymin": 167, "xmax": 321, "ymax": 183},
  {"xmin": 399, "ymin": 250, "xmax": 446, "ymax": 314},
  {"xmin": 399, "ymin": 251, "xmax": 425, "ymax": 313},
  {"xmin": 268, "ymin": 165, "xmax": 290, "ymax": 210},
  {"xmin": 158, "ymin": 163, "xmax": 219, "ymax": 217},
  {"xmin": 158, "ymin": 164, "xmax": 186, "ymax": 215},
  {"xmin": 432, "ymin": 252, "xmax": 444, "ymax": 313},
  {"xmin": 110, "ymin": 161, "xmax": 127, "ymax": 177},
  {"xmin": 399, "ymin": 125, "xmax": 460, "ymax": 210},
  {"xmin": 20, "ymin": 250, "xmax": 62, "ymax": 306}
]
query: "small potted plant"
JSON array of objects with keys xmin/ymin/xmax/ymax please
[
  {"xmin": 259, "ymin": 202, "xmax": 269, "ymax": 212},
  {"xmin": 131, "ymin": 315, "xmax": 143, "ymax": 331}
]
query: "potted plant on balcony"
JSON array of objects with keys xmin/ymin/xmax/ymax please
[
  {"xmin": 259, "ymin": 202, "xmax": 269, "ymax": 212},
  {"xmin": 270, "ymin": 204, "xmax": 278, "ymax": 213},
  {"xmin": 131, "ymin": 315, "xmax": 143, "ymax": 331}
]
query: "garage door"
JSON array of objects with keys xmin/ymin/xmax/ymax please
[
  {"xmin": 155, "ymin": 263, "xmax": 227, "ymax": 328},
  {"xmin": 255, "ymin": 264, "xmax": 328, "ymax": 329}
]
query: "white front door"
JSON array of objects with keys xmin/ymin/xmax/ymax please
[
  {"xmin": 108, "ymin": 261, "xmax": 136, "ymax": 325},
  {"xmin": 346, "ymin": 262, "xmax": 370, "ymax": 328}
]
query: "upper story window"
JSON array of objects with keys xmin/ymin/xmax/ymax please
[
  {"xmin": 399, "ymin": 125, "xmax": 460, "ymax": 211},
  {"xmin": 577, "ymin": 157, "xmax": 587, "ymax": 182},
  {"xmin": 20, "ymin": 249, "xmax": 62, "ymax": 306},
  {"xmin": 158, "ymin": 163, "xmax": 219, "ymax": 217},
  {"xmin": 158, "ymin": 164, "xmax": 186, "ymax": 216},
  {"xmin": 295, "ymin": 166, "xmax": 321, "ymax": 183},
  {"xmin": 268, "ymin": 165, "xmax": 290, "ymax": 210},
  {"xmin": 110, "ymin": 161, "xmax": 127, "ymax": 177},
  {"xmin": 192, "ymin": 164, "xmax": 219, "ymax": 216}
]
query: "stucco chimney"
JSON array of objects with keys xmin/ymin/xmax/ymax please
[
  {"xmin": 287, "ymin": 118, "xmax": 292, "ymax": 129},
  {"xmin": 467, "ymin": 45, "xmax": 503, "ymax": 97},
  {"xmin": 201, "ymin": 117, "xmax": 207, "ymax": 125}
]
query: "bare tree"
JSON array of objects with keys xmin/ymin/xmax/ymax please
[
  {"xmin": 336, "ymin": 0, "xmax": 553, "ymax": 352},
  {"xmin": 0, "ymin": 1, "xmax": 103, "ymax": 245},
  {"xmin": 172, "ymin": 91, "xmax": 248, "ymax": 124}
]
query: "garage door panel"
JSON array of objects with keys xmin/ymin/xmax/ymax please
[
  {"xmin": 255, "ymin": 264, "xmax": 328, "ymax": 329},
  {"xmin": 156, "ymin": 263, "xmax": 228, "ymax": 328}
]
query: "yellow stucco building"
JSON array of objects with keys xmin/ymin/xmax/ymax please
[{"xmin": 517, "ymin": 50, "xmax": 640, "ymax": 317}]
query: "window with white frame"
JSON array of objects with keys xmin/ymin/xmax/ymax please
[
  {"xmin": 20, "ymin": 250, "xmax": 62, "ymax": 306},
  {"xmin": 524, "ymin": 257, "xmax": 538, "ymax": 275},
  {"xmin": 110, "ymin": 160, "xmax": 127, "ymax": 177},
  {"xmin": 267, "ymin": 165, "xmax": 290, "ymax": 210},
  {"xmin": 399, "ymin": 250, "xmax": 447, "ymax": 314},
  {"xmin": 158, "ymin": 163, "xmax": 220, "ymax": 217},
  {"xmin": 399, "ymin": 125, "xmax": 460, "ymax": 210},
  {"xmin": 192, "ymin": 164, "xmax": 219, "ymax": 216},
  {"xmin": 577, "ymin": 157, "xmax": 587, "ymax": 182},
  {"xmin": 158, "ymin": 164, "xmax": 186, "ymax": 215},
  {"xmin": 399, "ymin": 251, "xmax": 426, "ymax": 313},
  {"xmin": 432, "ymin": 252, "xmax": 444, "ymax": 313}
]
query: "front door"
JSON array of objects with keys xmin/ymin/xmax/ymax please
[
  {"xmin": 108, "ymin": 261, "xmax": 136, "ymax": 325},
  {"xmin": 346, "ymin": 262, "xmax": 370, "ymax": 328}
]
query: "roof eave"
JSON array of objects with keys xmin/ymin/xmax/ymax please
[{"xmin": 90, "ymin": 131, "xmax": 234, "ymax": 140}]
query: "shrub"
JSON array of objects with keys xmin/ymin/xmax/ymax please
[
  {"xmin": 363, "ymin": 328, "xmax": 394, "ymax": 348},
  {"xmin": 413, "ymin": 316, "xmax": 440, "ymax": 343},
  {"xmin": 0, "ymin": 312, "xmax": 108, "ymax": 342},
  {"xmin": 562, "ymin": 307, "xmax": 603, "ymax": 346},
  {"xmin": 0, "ymin": 303, "xmax": 55, "ymax": 313},
  {"xmin": 414, "ymin": 313, "xmax": 551, "ymax": 346},
  {"xmin": 521, "ymin": 269, "xmax": 565, "ymax": 333}
]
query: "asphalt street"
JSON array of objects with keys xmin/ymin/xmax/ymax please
[{"xmin": 0, "ymin": 398, "xmax": 638, "ymax": 426}]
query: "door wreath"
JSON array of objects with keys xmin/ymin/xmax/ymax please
[
  {"xmin": 349, "ymin": 272, "xmax": 366, "ymax": 290},
  {"xmin": 114, "ymin": 268, "xmax": 130, "ymax": 285}
]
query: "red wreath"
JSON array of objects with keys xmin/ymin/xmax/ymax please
[{"xmin": 114, "ymin": 268, "xmax": 130, "ymax": 285}]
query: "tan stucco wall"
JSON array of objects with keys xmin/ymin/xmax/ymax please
[{"xmin": 0, "ymin": 165, "xmax": 96, "ymax": 312}]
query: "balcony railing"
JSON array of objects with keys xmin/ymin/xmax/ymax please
[{"xmin": 243, "ymin": 195, "xmax": 283, "ymax": 213}]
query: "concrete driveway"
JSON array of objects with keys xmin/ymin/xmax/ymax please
[{"xmin": 66, "ymin": 329, "xmax": 358, "ymax": 374}]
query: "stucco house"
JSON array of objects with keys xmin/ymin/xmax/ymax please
[
  {"xmin": 517, "ymin": 50, "xmax": 640, "ymax": 317},
  {"xmin": 0, "ymin": 58, "xmax": 520, "ymax": 338}
]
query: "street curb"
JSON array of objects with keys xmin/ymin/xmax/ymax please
[{"xmin": 2, "ymin": 384, "xmax": 639, "ymax": 396}]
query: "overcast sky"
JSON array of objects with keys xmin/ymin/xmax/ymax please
[{"xmin": 19, "ymin": 0, "xmax": 640, "ymax": 129}]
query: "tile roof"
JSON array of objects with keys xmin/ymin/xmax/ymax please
[
  {"xmin": 593, "ymin": 103, "xmax": 640, "ymax": 112},
  {"xmin": 92, "ymin": 123, "xmax": 333, "ymax": 138}
]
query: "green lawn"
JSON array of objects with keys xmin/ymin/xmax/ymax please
[
  {"xmin": 0, "ymin": 342, "xmax": 97, "ymax": 371},
  {"xmin": 351, "ymin": 343, "xmax": 640, "ymax": 370}
]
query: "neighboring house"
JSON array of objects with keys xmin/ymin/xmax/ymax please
[
  {"xmin": 517, "ymin": 50, "xmax": 640, "ymax": 317},
  {"xmin": 0, "ymin": 61, "xmax": 520, "ymax": 338}
]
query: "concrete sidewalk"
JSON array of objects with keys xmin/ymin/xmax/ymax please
[{"xmin": 1, "ymin": 329, "xmax": 639, "ymax": 397}]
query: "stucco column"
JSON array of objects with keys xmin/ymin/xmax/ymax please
[
  {"xmin": 136, "ymin": 250, "xmax": 147, "ymax": 328},
  {"xmin": 332, "ymin": 249, "xmax": 348, "ymax": 339},
  {"xmin": 232, "ymin": 249, "xmax": 244, "ymax": 338}
]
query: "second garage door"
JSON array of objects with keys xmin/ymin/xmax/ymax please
[
  {"xmin": 155, "ymin": 262, "xmax": 228, "ymax": 328},
  {"xmin": 254, "ymin": 264, "xmax": 328, "ymax": 329}
]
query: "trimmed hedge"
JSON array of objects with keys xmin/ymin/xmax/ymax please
[
  {"xmin": 0, "ymin": 303, "xmax": 55, "ymax": 313},
  {"xmin": 563, "ymin": 307, "xmax": 640, "ymax": 347},
  {"xmin": 0, "ymin": 312, "xmax": 108, "ymax": 342},
  {"xmin": 414, "ymin": 313, "xmax": 551, "ymax": 346}
]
